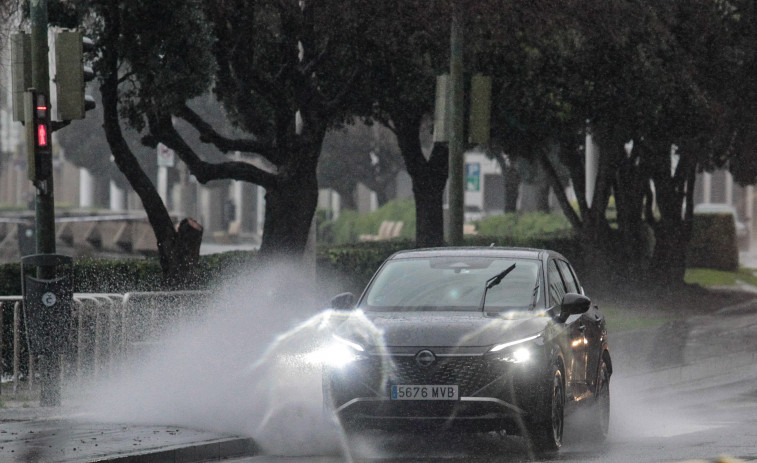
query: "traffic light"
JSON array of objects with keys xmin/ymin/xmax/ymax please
[
  {"xmin": 51, "ymin": 29, "xmax": 96, "ymax": 121},
  {"xmin": 24, "ymin": 89, "xmax": 53, "ymax": 182},
  {"xmin": 11, "ymin": 32, "xmax": 32, "ymax": 122},
  {"xmin": 468, "ymin": 74, "xmax": 492, "ymax": 145}
]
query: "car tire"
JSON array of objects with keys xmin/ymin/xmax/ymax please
[
  {"xmin": 585, "ymin": 357, "xmax": 611, "ymax": 441},
  {"xmin": 526, "ymin": 363, "xmax": 564, "ymax": 452}
]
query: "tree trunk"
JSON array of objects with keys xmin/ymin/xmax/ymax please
[
  {"xmin": 162, "ymin": 218, "xmax": 204, "ymax": 289},
  {"xmin": 258, "ymin": 116, "xmax": 323, "ymax": 259},
  {"xmin": 613, "ymin": 146, "xmax": 650, "ymax": 282},
  {"xmin": 392, "ymin": 113, "xmax": 448, "ymax": 248},
  {"xmin": 259, "ymin": 171, "xmax": 319, "ymax": 258},
  {"xmin": 567, "ymin": 136, "xmax": 617, "ymax": 284},
  {"xmin": 647, "ymin": 148, "xmax": 696, "ymax": 287},
  {"xmin": 331, "ymin": 181, "xmax": 357, "ymax": 210},
  {"xmin": 493, "ymin": 153, "xmax": 520, "ymax": 213},
  {"xmin": 540, "ymin": 151, "xmax": 581, "ymax": 230},
  {"xmin": 100, "ymin": 30, "xmax": 203, "ymax": 289},
  {"xmin": 413, "ymin": 171, "xmax": 446, "ymax": 248},
  {"xmin": 649, "ymin": 218, "xmax": 688, "ymax": 286},
  {"xmin": 535, "ymin": 181, "xmax": 551, "ymax": 212},
  {"xmin": 504, "ymin": 166, "xmax": 520, "ymax": 213}
]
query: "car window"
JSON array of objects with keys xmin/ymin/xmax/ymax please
[
  {"xmin": 566, "ymin": 261, "xmax": 583, "ymax": 293},
  {"xmin": 548, "ymin": 259, "xmax": 566, "ymax": 307},
  {"xmin": 362, "ymin": 257, "xmax": 541, "ymax": 311},
  {"xmin": 557, "ymin": 260, "xmax": 579, "ymax": 293}
]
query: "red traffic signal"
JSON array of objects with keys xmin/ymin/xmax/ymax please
[
  {"xmin": 24, "ymin": 89, "xmax": 52, "ymax": 182},
  {"xmin": 34, "ymin": 93, "xmax": 51, "ymax": 149}
]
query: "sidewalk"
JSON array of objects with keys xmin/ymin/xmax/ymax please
[{"xmin": 0, "ymin": 400, "xmax": 259, "ymax": 463}]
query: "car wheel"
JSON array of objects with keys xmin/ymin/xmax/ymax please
[
  {"xmin": 527, "ymin": 364, "xmax": 564, "ymax": 452},
  {"xmin": 586, "ymin": 357, "xmax": 611, "ymax": 441}
]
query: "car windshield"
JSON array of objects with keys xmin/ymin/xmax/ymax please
[{"xmin": 361, "ymin": 256, "xmax": 541, "ymax": 312}]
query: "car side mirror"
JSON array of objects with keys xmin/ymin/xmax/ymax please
[
  {"xmin": 329, "ymin": 292, "xmax": 356, "ymax": 310},
  {"xmin": 557, "ymin": 293, "xmax": 591, "ymax": 322}
]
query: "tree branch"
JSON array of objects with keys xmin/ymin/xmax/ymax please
[
  {"xmin": 539, "ymin": 149, "xmax": 582, "ymax": 230},
  {"xmin": 325, "ymin": 70, "xmax": 360, "ymax": 113},
  {"xmin": 117, "ymin": 71, "xmax": 136, "ymax": 85},
  {"xmin": 300, "ymin": 37, "xmax": 330, "ymax": 76},
  {"xmin": 175, "ymin": 104, "xmax": 282, "ymax": 164},
  {"xmin": 149, "ymin": 112, "xmax": 277, "ymax": 189}
]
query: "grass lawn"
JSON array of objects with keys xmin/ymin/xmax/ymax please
[
  {"xmin": 684, "ymin": 267, "xmax": 757, "ymax": 288},
  {"xmin": 596, "ymin": 266, "xmax": 757, "ymax": 334},
  {"xmin": 600, "ymin": 304, "xmax": 675, "ymax": 333}
]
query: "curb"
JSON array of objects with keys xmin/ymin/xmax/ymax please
[
  {"xmin": 92, "ymin": 437, "xmax": 259, "ymax": 463},
  {"xmin": 714, "ymin": 296, "xmax": 757, "ymax": 315},
  {"xmin": 623, "ymin": 348, "xmax": 757, "ymax": 392}
]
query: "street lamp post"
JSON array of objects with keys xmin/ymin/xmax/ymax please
[{"xmin": 448, "ymin": 2, "xmax": 465, "ymax": 246}]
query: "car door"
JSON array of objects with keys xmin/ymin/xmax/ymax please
[
  {"xmin": 559, "ymin": 259, "xmax": 603, "ymax": 394},
  {"xmin": 548, "ymin": 259, "xmax": 588, "ymax": 398}
]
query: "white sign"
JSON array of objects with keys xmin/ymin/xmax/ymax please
[
  {"xmin": 157, "ymin": 143, "xmax": 175, "ymax": 167},
  {"xmin": 42, "ymin": 292, "xmax": 57, "ymax": 307}
]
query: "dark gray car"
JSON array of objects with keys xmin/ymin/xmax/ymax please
[{"xmin": 323, "ymin": 247, "xmax": 612, "ymax": 451}]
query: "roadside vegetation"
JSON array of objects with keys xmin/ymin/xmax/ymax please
[
  {"xmin": 474, "ymin": 212, "xmax": 572, "ymax": 238},
  {"xmin": 318, "ymin": 200, "xmax": 416, "ymax": 245},
  {"xmin": 684, "ymin": 267, "xmax": 757, "ymax": 288},
  {"xmin": 599, "ymin": 305, "xmax": 675, "ymax": 333},
  {"xmin": 317, "ymin": 200, "xmax": 575, "ymax": 245}
]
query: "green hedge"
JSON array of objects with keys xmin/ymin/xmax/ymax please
[
  {"xmin": 1, "ymin": 237, "xmax": 582, "ymax": 297},
  {"xmin": 317, "ymin": 235, "xmax": 581, "ymax": 295},
  {"xmin": 474, "ymin": 212, "xmax": 572, "ymax": 237},
  {"xmin": 0, "ymin": 251, "xmax": 263, "ymax": 296},
  {"xmin": 687, "ymin": 213, "xmax": 739, "ymax": 271},
  {"xmin": 0, "ymin": 258, "xmax": 163, "ymax": 296}
]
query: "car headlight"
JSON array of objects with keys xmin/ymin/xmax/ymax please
[
  {"xmin": 489, "ymin": 334, "xmax": 540, "ymax": 364},
  {"xmin": 304, "ymin": 334, "xmax": 365, "ymax": 368}
]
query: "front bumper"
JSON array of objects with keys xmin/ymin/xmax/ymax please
[{"xmin": 325, "ymin": 349, "xmax": 547, "ymax": 432}]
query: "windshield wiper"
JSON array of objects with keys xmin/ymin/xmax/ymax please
[
  {"xmin": 530, "ymin": 280, "xmax": 540, "ymax": 310},
  {"xmin": 479, "ymin": 263, "xmax": 516, "ymax": 311}
]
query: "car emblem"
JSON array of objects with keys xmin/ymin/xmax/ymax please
[{"xmin": 415, "ymin": 350, "xmax": 436, "ymax": 368}]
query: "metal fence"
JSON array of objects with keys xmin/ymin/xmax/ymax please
[{"xmin": 0, "ymin": 291, "xmax": 209, "ymax": 394}]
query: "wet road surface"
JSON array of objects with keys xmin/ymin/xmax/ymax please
[{"xmin": 224, "ymin": 303, "xmax": 757, "ymax": 463}]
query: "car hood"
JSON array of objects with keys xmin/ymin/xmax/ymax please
[{"xmin": 347, "ymin": 310, "xmax": 550, "ymax": 349}]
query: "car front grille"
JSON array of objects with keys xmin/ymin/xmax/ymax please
[{"xmin": 361, "ymin": 354, "xmax": 504, "ymax": 396}]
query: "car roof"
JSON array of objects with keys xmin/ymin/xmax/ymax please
[{"xmin": 387, "ymin": 246, "xmax": 561, "ymax": 262}]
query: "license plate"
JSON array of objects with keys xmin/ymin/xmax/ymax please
[{"xmin": 390, "ymin": 385, "xmax": 459, "ymax": 400}]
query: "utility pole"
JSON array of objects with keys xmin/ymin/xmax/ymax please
[
  {"xmin": 30, "ymin": 0, "xmax": 60, "ymax": 407},
  {"xmin": 448, "ymin": 3, "xmax": 465, "ymax": 246}
]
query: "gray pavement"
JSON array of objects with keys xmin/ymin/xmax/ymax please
[{"xmin": 0, "ymin": 403, "xmax": 259, "ymax": 462}]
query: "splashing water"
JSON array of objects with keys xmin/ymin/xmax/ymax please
[{"xmin": 75, "ymin": 261, "xmax": 377, "ymax": 456}]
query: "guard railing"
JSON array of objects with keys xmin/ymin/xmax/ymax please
[{"xmin": 0, "ymin": 291, "xmax": 209, "ymax": 394}]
